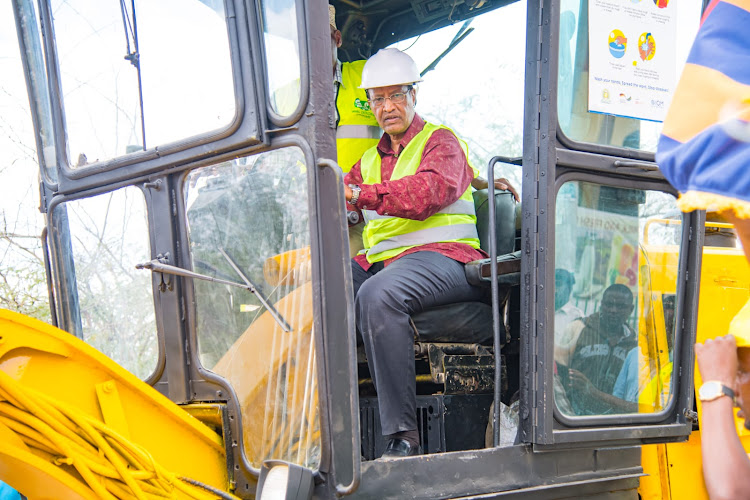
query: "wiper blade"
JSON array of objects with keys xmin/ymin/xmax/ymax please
[
  {"xmin": 136, "ymin": 255, "xmax": 292, "ymax": 332},
  {"xmin": 218, "ymin": 248, "xmax": 293, "ymax": 332},
  {"xmin": 420, "ymin": 20, "xmax": 474, "ymax": 78}
]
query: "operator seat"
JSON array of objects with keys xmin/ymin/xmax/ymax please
[{"xmin": 408, "ymin": 189, "xmax": 519, "ymax": 344}]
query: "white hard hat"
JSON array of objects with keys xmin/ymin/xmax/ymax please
[{"xmin": 359, "ymin": 48, "xmax": 423, "ymax": 89}]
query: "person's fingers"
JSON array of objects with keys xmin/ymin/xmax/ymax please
[{"xmin": 495, "ymin": 178, "xmax": 520, "ymax": 202}]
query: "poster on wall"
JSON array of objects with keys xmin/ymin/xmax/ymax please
[{"xmin": 588, "ymin": 0, "xmax": 677, "ymax": 122}]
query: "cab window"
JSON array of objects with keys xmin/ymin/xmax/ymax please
[
  {"xmin": 556, "ymin": 0, "xmax": 702, "ymax": 152},
  {"xmin": 262, "ymin": 0, "xmax": 302, "ymax": 117},
  {"xmin": 390, "ymin": 0, "xmax": 526, "ymax": 188},
  {"xmin": 51, "ymin": 0, "xmax": 234, "ymax": 166},
  {"xmin": 52, "ymin": 186, "xmax": 157, "ymax": 379},
  {"xmin": 184, "ymin": 146, "xmax": 320, "ymax": 469},
  {"xmin": 554, "ymin": 181, "xmax": 679, "ymax": 417}
]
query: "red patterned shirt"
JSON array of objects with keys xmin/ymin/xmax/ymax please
[{"xmin": 344, "ymin": 114, "xmax": 487, "ymax": 271}]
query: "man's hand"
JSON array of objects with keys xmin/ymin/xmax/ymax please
[
  {"xmin": 569, "ymin": 368, "xmax": 595, "ymax": 395},
  {"xmin": 471, "ymin": 176, "xmax": 520, "ymax": 202},
  {"xmin": 344, "ymin": 183, "xmax": 352, "ymax": 201},
  {"xmin": 696, "ymin": 334, "xmax": 738, "ymax": 387},
  {"xmin": 493, "ymin": 178, "xmax": 520, "ymax": 202}
]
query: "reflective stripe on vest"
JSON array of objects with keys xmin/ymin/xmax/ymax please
[
  {"xmin": 367, "ymin": 223, "xmax": 478, "ymax": 256},
  {"xmin": 359, "ymin": 121, "xmax": 480, "ymax": 263},
  {"xmin": 336, "ymin": 61, "xmax": 381, "ymax": 173}
]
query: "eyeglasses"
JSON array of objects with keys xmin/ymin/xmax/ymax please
[{"xmin": 368, "ymin": 90, "xmax": 410, "ymax": 108}]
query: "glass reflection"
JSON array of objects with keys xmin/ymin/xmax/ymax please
[{"xmin": 554, "ymin": 181, "xmax": 679, "ymax": 416}]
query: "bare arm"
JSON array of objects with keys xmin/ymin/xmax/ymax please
[
  {"xmin": 695, "ymin": 335, "xmax": 750, "ymax": 500},
  {"xmin": 471, "ymin": 176, "xmax": 520, "ymax": 202}
]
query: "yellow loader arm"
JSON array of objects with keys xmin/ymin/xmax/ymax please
[{"xmin": 0, "ymin": 310, "xmax": 233, "ymax": 500}]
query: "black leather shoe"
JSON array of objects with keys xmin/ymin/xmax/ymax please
[{"xmin": 381, "ymin": 438, "xmax": 422, "ymax": 459}]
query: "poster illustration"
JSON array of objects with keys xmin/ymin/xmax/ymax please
[{"xmin": 588, "ymin": 0, "xmax": 677, "ymax": 122}]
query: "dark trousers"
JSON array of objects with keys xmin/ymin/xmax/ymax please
[{"xmin": 352, "ymin": 251, "xmax": 485, "ymax": 436}]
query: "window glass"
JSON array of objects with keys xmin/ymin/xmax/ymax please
[
  {"xmin": 262, "ymin": 0, "xmax": 302, "ymax": 116},
  {"xmin": 557, "ymin": 0, "xmax": 701, "ymax": 152},
  {"xmin": 56, "ymin": 186, "xmax": 157, "ymax": 379},
  {"xmin": 554, "ymin": 181, "xmax": 680, "ymax": 417},
  {"xmin": 52, "ymin": 0, "xmax": 234, "ymax": 166},
  {"xmin": 185, "ymin": 147, "xmax": 319, "ymax": 469},
  {"xmin": 391, "ymin": 0, "xmax": 526, "ymax": 190}
]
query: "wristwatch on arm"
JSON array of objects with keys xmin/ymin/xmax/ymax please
[
  {"xmin": 348, "ymin": 184, "xmax": 361, "ymax": 206},
  {"xmin": 698, "ymin": 380, "xmax": 736, "ymax": 402}
]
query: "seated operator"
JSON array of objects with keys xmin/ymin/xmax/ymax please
[
  {"xmin": 557, "ymin": 284, "xmax": 638, "ymax": 415},
  {"xmin": 343, "ymin": 48, "xmax": 489, "ymax": 458}
]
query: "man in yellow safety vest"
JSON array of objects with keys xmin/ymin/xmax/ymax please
[
  {"xmin": 342, "ymin": 48, "xmax": 490, "ymax": 458},
  {"xmin": 330, "ymin": 5, "xmax": 516, "ymax": 257}
]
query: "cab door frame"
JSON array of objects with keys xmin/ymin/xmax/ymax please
[
  {"xmin": 519, "ymin": 0, "xmax": 702, "ymax": 446},
  {"xmin": 12, "ymin": 0, "xmax": 362, "ymax": 494}
]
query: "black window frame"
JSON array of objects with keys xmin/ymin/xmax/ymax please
[{"xmin": 520, "ymin": 0, "xmax": 701, "ymax": 446}]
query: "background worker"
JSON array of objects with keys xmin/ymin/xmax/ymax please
[
  {"xmin": 329, "ymin": 5, "xmax": 381, "ymax": 257},
  {"xmin": 557, "ymin": 284, "xmax": 637, "ymax": 415},
  {"xmin": 343, "ymin": 48, "xmax": 487, "ymax": 458}
]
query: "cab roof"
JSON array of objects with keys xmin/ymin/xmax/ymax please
[{"xmin": 330, "ymin": 0, "xmax": 517, "ymax": 62}]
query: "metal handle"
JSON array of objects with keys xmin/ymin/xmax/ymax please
[{"xmin": 487, "ymin": 155, "xmax": 505, "ymax": 448}]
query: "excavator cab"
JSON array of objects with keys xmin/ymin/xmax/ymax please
[{"xmin": 5, "ymin": 0, "xmax": 710, "ymax": 498}]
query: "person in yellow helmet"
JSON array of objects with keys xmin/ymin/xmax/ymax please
[{"xmin": 694, "ymin": 303, "xmax": 750, "ymax": 499}]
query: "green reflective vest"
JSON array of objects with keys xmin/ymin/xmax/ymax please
[
  {"xmin": 359, "ymin": 122, "xmax": 480, "ymax": 263},
  {"xmin": 336, "ymin": 61, "xmax": 381, "ymax": 172}
]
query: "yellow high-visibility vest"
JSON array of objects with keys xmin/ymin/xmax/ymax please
[
  {"xmin": 336, "ymin": 61, "xmax": 381, "ymax": 172},
  {"xmin": 359, "ymin": 122, "xmax": 480, "ymax": 263}
]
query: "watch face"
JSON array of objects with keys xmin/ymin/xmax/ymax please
[
  {"xmin": 699, "ymin": 381, "xmax": 721, "ymax": 400},
  {"xmin": 699, "ymin": 381, "xmax": 734, "ymax": 401}
]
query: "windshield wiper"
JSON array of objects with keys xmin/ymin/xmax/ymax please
[
  {"xmin": 136, "ymin": 251, "xmax": 292, "ymax": 332},
  {"xmin": 120, "ymin": 0, "xmax": 147, "ymax": 149},
  {"xmin": 420, "ymin": 20, "xmax": 474, "ymax": 78}
]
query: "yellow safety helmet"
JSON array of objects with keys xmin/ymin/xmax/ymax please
[{"xmin": 729, "ymin": 297, "xmax": 750, "ymax": 348}]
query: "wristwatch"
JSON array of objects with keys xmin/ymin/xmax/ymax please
[
  {"xmin": 348, "ymin": 184, "xmax": 361, "ymax": 206},
  {"xmin": 698, "ymin": 381, "xmax": 736, "ymax": 402}
]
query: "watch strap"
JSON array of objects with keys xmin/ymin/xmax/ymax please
[
  {"xmin": 348, "ymin": 185, "xmax": 361, "ymax": 206},
  {"xmin": 699, "ymin": 381, "xmax": 736, "ymax": 402}
]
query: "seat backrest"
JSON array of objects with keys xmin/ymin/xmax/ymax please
[{"xmin": 473, "ymin": 189, "xmax": 517, "ymax": 256}]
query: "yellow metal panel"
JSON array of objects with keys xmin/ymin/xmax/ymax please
[
  {"xmin": 639, "ymin": 444, "xmax": 670, "ymax": 500},
  {"xmin": 665, "ymin": 433, "xmax": 707, "ymax": 500},
  {"xmin": 95, "ymin": 380, "xmax": 131, "ymax": 439}
]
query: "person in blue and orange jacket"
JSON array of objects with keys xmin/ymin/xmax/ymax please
[{"xmin": 657, "ymin": 0, "xmax": 750, "ymax": 497}]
